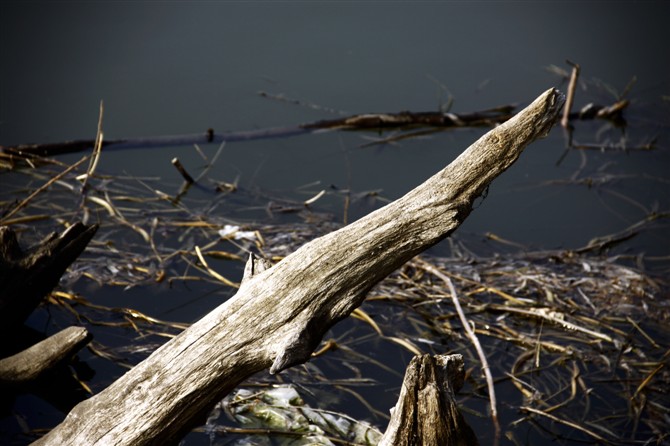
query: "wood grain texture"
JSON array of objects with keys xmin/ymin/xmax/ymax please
[
  {"xmin": 0, "ymin": 326, "xmax": 90, "ymax": 384},
  {"xmin": 33, "ymin": 88, "xmax": 563, "ymax": 446},
  {"xmin": 379, "ymin": 354, "xmax": 478, "ymax": 446}
]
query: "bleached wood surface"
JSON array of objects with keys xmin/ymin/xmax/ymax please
[{"xmin": 33, "ymin": 88, "xmax": 563, "ymax": 446}]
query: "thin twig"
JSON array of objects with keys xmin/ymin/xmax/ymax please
[
  {"xmin": 80, "ymin": 100, "xmax": 105, "ymax": 193},
  {"xmin": 194, "ymin": 141, "xmax": 226, "ymax": 183},
  {"xmin": 420, "ymin": 260, "xmax": 501, "ymax": 446},
  {"xmin": 561, "ymin": 60, "xmax": 580, "ymax": 129},
  {"xmin": 520, "ymin": 406, "xmax": 613, "ymax": 444},
  {"xmin": 171, "ymin": 157, "xmax": 195, "ymax": 184},
  {"xmin": 0, "ymin": 156, "xmax": 89, "ymax": 223}
]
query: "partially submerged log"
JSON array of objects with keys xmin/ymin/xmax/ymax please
[
  {"xmin": 1, "ymin": 105, "xmax": 515, "ymax": 158},
  {"xmin": 0, "ymin": 222, "xmax": 98, "ymax": 331},
  {"xmin": 379, "ymin": 354, "xmax": 478, "ymax": 446},
  {"xmin": 33, "ymin": 88, "xmax": 564, "ymax": 445},
  {"xmin": 0, "ymin": 326, "xmax": 91, "ymax": 385}
]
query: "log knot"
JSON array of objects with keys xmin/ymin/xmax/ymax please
[{"xmin": 269, "ymin": 317, "xmax": 322, "ymax": 375}]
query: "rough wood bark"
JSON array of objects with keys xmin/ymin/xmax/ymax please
[
  {"xmin": 0, "ymin": 326, "xmax": 91, "ymax": 385},
  {"xmin": 33, "ymin": 88, "xmax": 563, "ymax": 446},
  {"xmin": 0, "ymin": 223, "xmax": 98, "ymax": 331},
  {"xmin": 379, "ymin": 354, "xmax": 478, "ymax": 446}
]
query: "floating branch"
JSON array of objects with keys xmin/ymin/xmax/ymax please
[
  {"xmin": 2, "ymin": 105, "xmax": 517, "ymax": 159},
  {"xmin": 301, "ymin": 106, "xmax": 516, "ymax": 131},
  {"xmin": 567, "ymin": 100, "xmax": 629, "ymax": 127}
]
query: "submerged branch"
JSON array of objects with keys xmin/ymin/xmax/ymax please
[{"xmin": 3, "ymin": 104, "xmax": 515, "ymax": 159}]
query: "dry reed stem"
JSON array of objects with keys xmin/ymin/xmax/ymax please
[
  {"xmin": 520, "ymin": 406, "xmax": 612, "ymax": 444},
  {"xmin": 0, "ymin": 155, "xmax": 89, "ymax": 223},
  {"xmin": 79, "ymin": 100, "xmax": 105, "ymax": 193},
  {"xmin": 561, "ymin": 60, "xmax": 580, "ymax": 129},
  {"xmin": 419, "ymin": 260, "xmax": 501, "ymax": 445},
  {"xmin": 194, "ymin": 245, "xmax": 240, "ymax": 288}
]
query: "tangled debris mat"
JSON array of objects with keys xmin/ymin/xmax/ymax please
[{"xmin": 1, "ymin": 148, "xmax": 668, "ymax": 445}]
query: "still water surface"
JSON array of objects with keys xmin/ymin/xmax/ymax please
[{"xmin": 1, "ymin": 2, "xmax": 669, "ymax": 445}]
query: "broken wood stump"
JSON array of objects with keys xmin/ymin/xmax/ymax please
[
  {"xmin": 32, "ymin": 88, "xmax": 564, "ymax": 446},
  {"xmin": 0, "ymin": 222, "xmax": 98, "ymax": 331},
  {"xmin": 379, "ymin": 354, "xmax": 478, "ymax": 446}
]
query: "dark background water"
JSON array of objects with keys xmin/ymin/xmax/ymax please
[
  {"xmin": 1, "ymin": 2, "xmax": 669, "ymax": 445},
  {"xmin": 3, "ymin": 2, "xmax": 668, "ymax": 252}
]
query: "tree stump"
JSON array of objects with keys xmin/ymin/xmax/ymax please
[
  {"xmin": 0, "ymin": 222, "xmax": 98, "ymax": 331},
  {"xmin": 379, "ymin": 354, "xmax": 478, "ymax": 446}
]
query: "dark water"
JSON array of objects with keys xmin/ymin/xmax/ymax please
[
  {"xmin": 3, "ymin": 2, "xmax": 668, "ymax": 252},
  {"xmin": 1, "ymin": 2, "xmax": 669, "ymax": 445}
]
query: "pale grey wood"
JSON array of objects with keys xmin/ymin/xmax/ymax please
[
  {"xmin": 378, "ymin": 354, "xmax": 478, "ymax": 446},
  {"xmin": 241, "ymin": 252, "xmax": 273, "ymax": 284},
  {"xmin": 33, "ymin": 88, "xmax": 563, "ymax": 446},
  {"xmin": 0, "ymin": 326, "xmax": 90, "ymax": 384}
]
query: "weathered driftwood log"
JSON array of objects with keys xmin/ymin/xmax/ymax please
[
  {"xmin": 0, "ymin": 222, "xmax": 98, "ymax": 331},
  {"xmin": 33, "ymin": 88, "xmax": 563, "ymax": 446},
  {"xmin": 379, "ymin": 354, "xmax": 478, "ymax": 446},
  {"xmin": 0, "ymin": 326, "xmax": 91, "ymax": 385}
]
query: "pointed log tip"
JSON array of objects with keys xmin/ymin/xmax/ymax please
[{"xmin": 539, "ymin": 87, "xmax": 566, "ymax": 119}]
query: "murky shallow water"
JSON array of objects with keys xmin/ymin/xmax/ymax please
[{"xmin": 1, "ymin": 2, "xmax": 669, "ymax": 445}]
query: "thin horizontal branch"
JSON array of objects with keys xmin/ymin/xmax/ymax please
[{"xmin": 3, "ymin": 105, "xmax": 516, "ymax": 158}]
